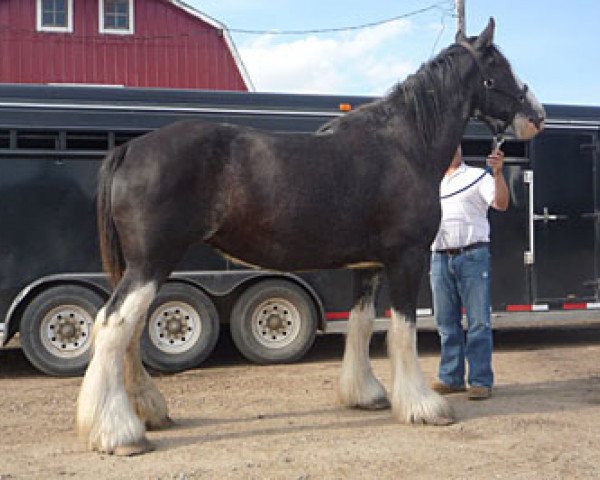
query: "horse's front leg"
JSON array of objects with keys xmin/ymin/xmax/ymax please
[
  {"xmin": 339, "ymin": 270, "xmax": 390, "ymax": 410},
  {"xmin": 77, "ymin": 279, "xmax": 157, "ymax": 455},
  {"xmin": 385, "ymin": 251, "xmax": 454, "ymax": 425}
]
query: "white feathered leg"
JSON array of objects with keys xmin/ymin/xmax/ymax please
[
  {"xmin": 77, "ymin": 282, "xmax": 156, "ymax": 455},
  {"xmin": 388, "ymin": 309, "xmax": 454, "ymax": 425},
  {"xmin": 124, "ymin": 319, "xmax": 173, "ymax": 430},
  {"xmin": 339, "ymin": 301, "xmax": 389, "ymax": 410}
]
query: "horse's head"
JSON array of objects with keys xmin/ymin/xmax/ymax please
[{"xmin": 457, "ymin": 18, "xmax": 545, "ymax": 140}]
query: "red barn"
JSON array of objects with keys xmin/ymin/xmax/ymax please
[{"xmin": 0, "ymin": 0, "xmax": 252, "ymax": 90}]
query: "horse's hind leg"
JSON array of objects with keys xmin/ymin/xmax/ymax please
[
  {"xmin": 385, "ymin": 250, "xmax": 454, "ymax": 425},
  {"xmin": 124, "ymin": 319, "xmax": 173, "ymax": 431},
  {"xmin": 339, "ymin": 269, "xmax": 390, "ymax": 410},
  {"xmin": 77, "ymin": 272, "xmax": 157, "ymax": 455}
]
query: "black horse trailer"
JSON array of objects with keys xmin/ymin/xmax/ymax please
[{"xmin": 0, "ymin": 84, "xmax": 598, "ymax": 376}]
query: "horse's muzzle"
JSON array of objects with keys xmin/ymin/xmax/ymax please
[{"xmin": 513, "ymin": 112, "xmax": 545, "ymax": 140}]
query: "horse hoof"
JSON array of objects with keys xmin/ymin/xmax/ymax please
[
  {"xmin": 113, "ymin": 437, "xmax": 154, "ymax": 456},
  {"xmin": 427, "ymin": 416, "xmax": 455, "ymax": 426},
  {"xmin": 146, "ymin": 415, "xmax": 175, "ymax": 431},
  {"xmin": 355, "ymin": 397, "xmax": 391, "ymax": 411}
]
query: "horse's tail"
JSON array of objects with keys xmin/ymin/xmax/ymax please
[{"xmin": 97, "ymin": 143, "xmax": 128, "ymax": 287}]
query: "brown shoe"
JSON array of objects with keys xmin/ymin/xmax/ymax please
[
  {"xmin": 431, "ymin": 381, "xmax": 466, "ymax": 395},
  {"xmin": 467, "ymin": 386, "xmax": 492, "ymax": 400}
]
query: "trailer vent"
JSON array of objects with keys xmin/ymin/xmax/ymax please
[
  {"xmin": 0, "ymin": 130, "xmax": 8, "ymax": 149},
  {"xmin": 66, "ymin": 132, "xmax": 109, "ymax": 151},
  {"xmin": 17, "ymin": 131, "xmax": 58, "ymax": 150}
]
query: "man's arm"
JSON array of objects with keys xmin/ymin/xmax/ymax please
[{"xmin": 487, "ymin": 150, "xmax": 509, "ymax": 211}]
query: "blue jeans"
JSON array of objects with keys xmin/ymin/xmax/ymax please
[{"xmin": 430, "ymin": 245, "xmax": 493, "ymax": 388}]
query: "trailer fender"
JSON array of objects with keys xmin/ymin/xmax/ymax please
[
  {"xmin": 1, "ymin": 273, "xmax": 110, "ymax": 346},
  {"xmin": 172, "ymin": 271, "xmax": 327, "ymax": 330}
]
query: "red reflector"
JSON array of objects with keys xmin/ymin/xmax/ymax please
[
  {"xmin": 506, "ymin": 305, "xmax": 532, "ymax": 312},
  {"xmin": 339, "ymin": 103, "xmax": 352, "ymax": 112},
  {"xmin": 562, "ymin": 303, "xmax": 587, "ymax": 310},
  {"xmin": 325, "ymin": 312, "xmax": 349, "ymax": 320}
]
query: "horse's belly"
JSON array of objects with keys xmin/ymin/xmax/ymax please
[{"xmin": 208, "ymin": 228, "xmax": 365, "ymax": 272}]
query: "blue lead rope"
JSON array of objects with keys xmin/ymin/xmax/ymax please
[
  {"xmin": 441, "ymin": 136, "xmax": 502, "ymax": 200},
  {"xmin": 440, "ymin": 167, "xmax": 492, "ymax": 200}
]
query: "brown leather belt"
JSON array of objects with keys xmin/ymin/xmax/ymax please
[{"xmin": 436, "ymin": 242, "xmax": 489, "ymax": 256}]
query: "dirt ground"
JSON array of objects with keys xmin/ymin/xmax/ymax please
[{"xmin": 1, "ymin": 326, "xmax": 600, "ymax": 480}]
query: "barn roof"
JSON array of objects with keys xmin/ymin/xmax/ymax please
[{"xmin": 167, "ymin": 0, "xmax": 254, "ymax": 91}]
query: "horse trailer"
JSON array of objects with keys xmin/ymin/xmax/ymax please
[{"xmin": 0, "ymin": 84, "xmax": 598, "ymax": 376}]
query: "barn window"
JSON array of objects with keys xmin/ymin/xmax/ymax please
[
  {"xmin": 36, "ymin": 0, "xmax": 73, "ymax": 32},
  {"xmin": 99, "ymin": 0, "xmax": 134, "ymax": 35}
]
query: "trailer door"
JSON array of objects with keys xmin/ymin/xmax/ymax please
[{"xmin": 531, "ymin": 130, "xmax": 599, "ymax": 303}]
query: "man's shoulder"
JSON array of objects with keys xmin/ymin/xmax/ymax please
[
  {"xmin": 460, "ymin": 164, "xmax": 488, "ymax": 183},
  {"xmin": 464, "ymin": 164, "xmax": 486, "ymax": 175}
]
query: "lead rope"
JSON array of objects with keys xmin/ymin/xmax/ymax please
[
  {"xmin": 440, "ymin": 135, "xmax": 504, "ymax": 200},
  {"xmin": 440, "ymin": 170, "xmax": 489, "ymax": 200}
]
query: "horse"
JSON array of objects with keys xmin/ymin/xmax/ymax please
[{"xmin": 76, "ymin": 18, "xmax": 545, "ymax": 455}]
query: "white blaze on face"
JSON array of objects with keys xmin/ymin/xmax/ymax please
[{"xmin": 511, "ymin": 73, "xmax": 546, "ymax": 140}]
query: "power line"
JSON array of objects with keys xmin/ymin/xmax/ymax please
[{"xmin": 226, "ymin": 2, "xmax": 456, "ymax": 36}]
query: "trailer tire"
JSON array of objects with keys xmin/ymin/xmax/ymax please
[
  {"xmin": 230, "ymin": 279, "xmax": 317, "ymax": 364},
  {"xmin": 20, "ymin": 285, "xmax": 104, "ymax": 377},
  {"xmin": 141, "ymin": 282, "xmax": 220, "ymax": 373}
]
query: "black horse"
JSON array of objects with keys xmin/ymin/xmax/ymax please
[{"xmin": 77, "ymin": 19, "xmax": 545, "ymax": 455}]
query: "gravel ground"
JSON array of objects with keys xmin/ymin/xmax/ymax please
[{"xmin": 1, "ymin": 327, "xmax": 600, "ymax": 479}]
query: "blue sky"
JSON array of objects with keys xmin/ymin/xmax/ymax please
[{"xmin": 188, "ymin": 1, "xmax": 599, "ymax": 106}]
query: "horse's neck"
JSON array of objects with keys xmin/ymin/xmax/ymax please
[
  {"xmin": 429, "ymin": 113, "xmax": 471, "ymax": 177},
  {"xmin": 408, "ymin": 59, "xmax": 479, "ymax": 177}
]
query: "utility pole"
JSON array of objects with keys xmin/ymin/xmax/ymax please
[{"xmin": 456, "ymin": 0, "xmax": 466, "ymax": 36}]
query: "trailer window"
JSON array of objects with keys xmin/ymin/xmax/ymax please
[
  {"xmin": 462, "ymin": 139, "xmax": 527, "ymax": 160},
  {"xmin": 17, "ymin": 131, "xmax": 58, "ymax": 150},
  {"xmin": 114, "ymin": 132, "xmax": 143, "ymax": 146},
  {"xmin": 0, "ymin": 131, "xmax": 9, "ymax": 149},
  {"xmin": 66, "ymin": 132, "xmax": 109, "ymax": 151}
]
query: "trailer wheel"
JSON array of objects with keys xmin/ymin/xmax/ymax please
[
  {"xmin": 141, "ymin": 282, "xmax": 219, "ymax": 373},
  {"xmin": 230, "ymin": 279, "xmax": 318, "ymax": 364},
  {"xmin": 19, "ymin": 285, "xmax": 105, "ymax": 376}
]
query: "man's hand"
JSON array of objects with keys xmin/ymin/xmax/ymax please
[
  {"xmin": 488, "ymin": 149, "xmax": 509, "ymax": 211},
  {"xmin": 486, "ymin": 149, "xmax": 505, "ymax": 176}
]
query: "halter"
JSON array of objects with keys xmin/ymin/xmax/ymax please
[{"xmin": 458, "ymin": 41, "xmax": 529, "ymax": 137}]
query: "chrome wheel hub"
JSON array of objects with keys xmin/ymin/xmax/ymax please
[
  {"xmin": 41, "ymin": 305, "xmax": 93, "ymax": 358},
  {"xmin": 252, "ymin": 298, "xmax": 301, "ymax": 349},
  {"xmin": 148, "ymin": 301, "xmax": 202, "ymax": 354}
]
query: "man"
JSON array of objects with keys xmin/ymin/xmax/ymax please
[{"xmin": 430, "ymin": 145, "xmax": 508, "ymax": 400}]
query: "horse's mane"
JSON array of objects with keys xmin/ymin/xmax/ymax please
[{"xmin": 317, "ymin": 44, "xmax": 466, "ymax": 146}]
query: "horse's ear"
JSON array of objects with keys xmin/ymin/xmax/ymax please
[{"xmin": 473, "ymin": 17, "xmax": 495, "ymax": 50}]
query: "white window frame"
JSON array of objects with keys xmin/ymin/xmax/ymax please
[
  {"xmin": 36, "ymin": 0, "xmax": 73, "ymax": 33},
  {"xmin": 99, "ymin": 0, "xmax": 135, "ymax": 35}
]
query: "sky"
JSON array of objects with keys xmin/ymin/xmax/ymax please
[{"xmin": 186, "ymin": 0, "xmax": 599, "ymax": 106}]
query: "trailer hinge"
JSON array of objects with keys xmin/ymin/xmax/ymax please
[
  {"xmin": 524, "ymin": 251, "xmax": 534, "ymax": 265},
  {"xmin": 523, "ymin": 170, "xmax": 533, "ymax": 184}
]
